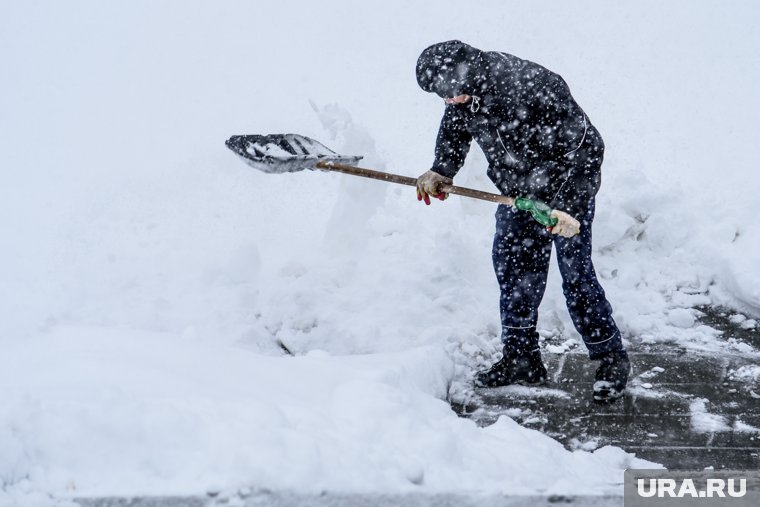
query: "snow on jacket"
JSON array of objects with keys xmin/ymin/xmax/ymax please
[{"xmin": 416, "ymin": 40, "xmax": 605, "ymax": 218}]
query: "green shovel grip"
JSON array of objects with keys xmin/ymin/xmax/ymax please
[{"xmin": 514, "ymin": 197, "xmax": 559, "ymax": 228}]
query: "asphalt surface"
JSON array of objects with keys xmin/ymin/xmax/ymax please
[{"xmin": 454, "ymin": 307, "xmax": 760, "ymax": 469}]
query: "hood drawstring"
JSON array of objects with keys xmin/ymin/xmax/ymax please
[{"xmin": 470, "ymin": 95, "xmax": 481, "ymax": 113}]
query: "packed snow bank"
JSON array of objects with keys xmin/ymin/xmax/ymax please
[{"xmin": 0, "ymin": 326, "xmax": 655, "ymax": 501}]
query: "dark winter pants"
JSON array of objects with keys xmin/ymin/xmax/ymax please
[{"xmin": 493, "ymin": 198, "xmax": 623, "ymax": 360}]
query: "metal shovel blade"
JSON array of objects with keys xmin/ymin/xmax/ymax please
[{"xmin": 225, "ymin": 134, "xmax": 363, "ymax": 173}]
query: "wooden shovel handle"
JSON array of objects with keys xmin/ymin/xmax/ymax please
[{"xmin": 314, "ymin": 161, "xmax": 515, "ymax": 206}]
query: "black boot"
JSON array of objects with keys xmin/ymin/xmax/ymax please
[
  {"xmin": 593, "ymin": 350, "xmax": 631, "ymax": 402},
  {"xmin": 474, "ymin": 347, "xmax": 547, "ymax": 388}
]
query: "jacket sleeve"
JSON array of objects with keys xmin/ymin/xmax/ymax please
[{"xmin": 430, "ymin": 105, "xmax": 472, "ymax": 179}]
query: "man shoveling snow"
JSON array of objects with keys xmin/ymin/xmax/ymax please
[{"xmin": 415, "ymin": 40, "xmax": 630, "ymax": 402}]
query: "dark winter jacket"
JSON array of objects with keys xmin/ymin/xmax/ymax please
[{"xmin": 416, "ymin": 41, "xmax": 605, "ymax": 218}]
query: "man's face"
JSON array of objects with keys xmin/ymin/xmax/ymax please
[{"xmin": 444, "ymin": 94, "xmax": 471, "ymax": 105}]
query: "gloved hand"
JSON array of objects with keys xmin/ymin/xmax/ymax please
[
  {"xmin": 416, "ymin": 170, "xmax": 452, "ymax": 206},
  {"xmin": 548, "ymin": 210, "xmax": 581, "ymax": 238}
]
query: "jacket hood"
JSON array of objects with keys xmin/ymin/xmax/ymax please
[{"xmin": 416, "ymin": 40, "xmax": 484, "ymax": 98}]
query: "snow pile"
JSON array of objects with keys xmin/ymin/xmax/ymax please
[
  {"xmin": 587, "ymin": 172, "xmax": 760, "ymax": 352},
  {"xmin": 689, "ymin": 398, "xmax": 730, "ymax": 434},
  {"xmin": 728, "ymin": 365, "xmax": 760, "ymax": 384},
  {"xmin": 0, "ymin": 327, "xmax": 654, "ymax": 503},
  {"xmin": 733, "ymin": 419, "xmax": 760, "ymax": 434},
  {"xmin": 728, "ymin": 314, "xmax": 757, "ymax": 330}
]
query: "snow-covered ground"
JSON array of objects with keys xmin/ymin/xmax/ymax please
[
  {"xmin": 0, "ymin": 326, "xmax": 653, "ymax": 501},
  {"xmin": 1, "ymin": 0, "xmax": 759, "ymax": 504}
]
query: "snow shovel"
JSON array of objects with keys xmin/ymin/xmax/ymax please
[{"xmin": 225, "ymin": 134, "xmax": 558, "ymax": 227}]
